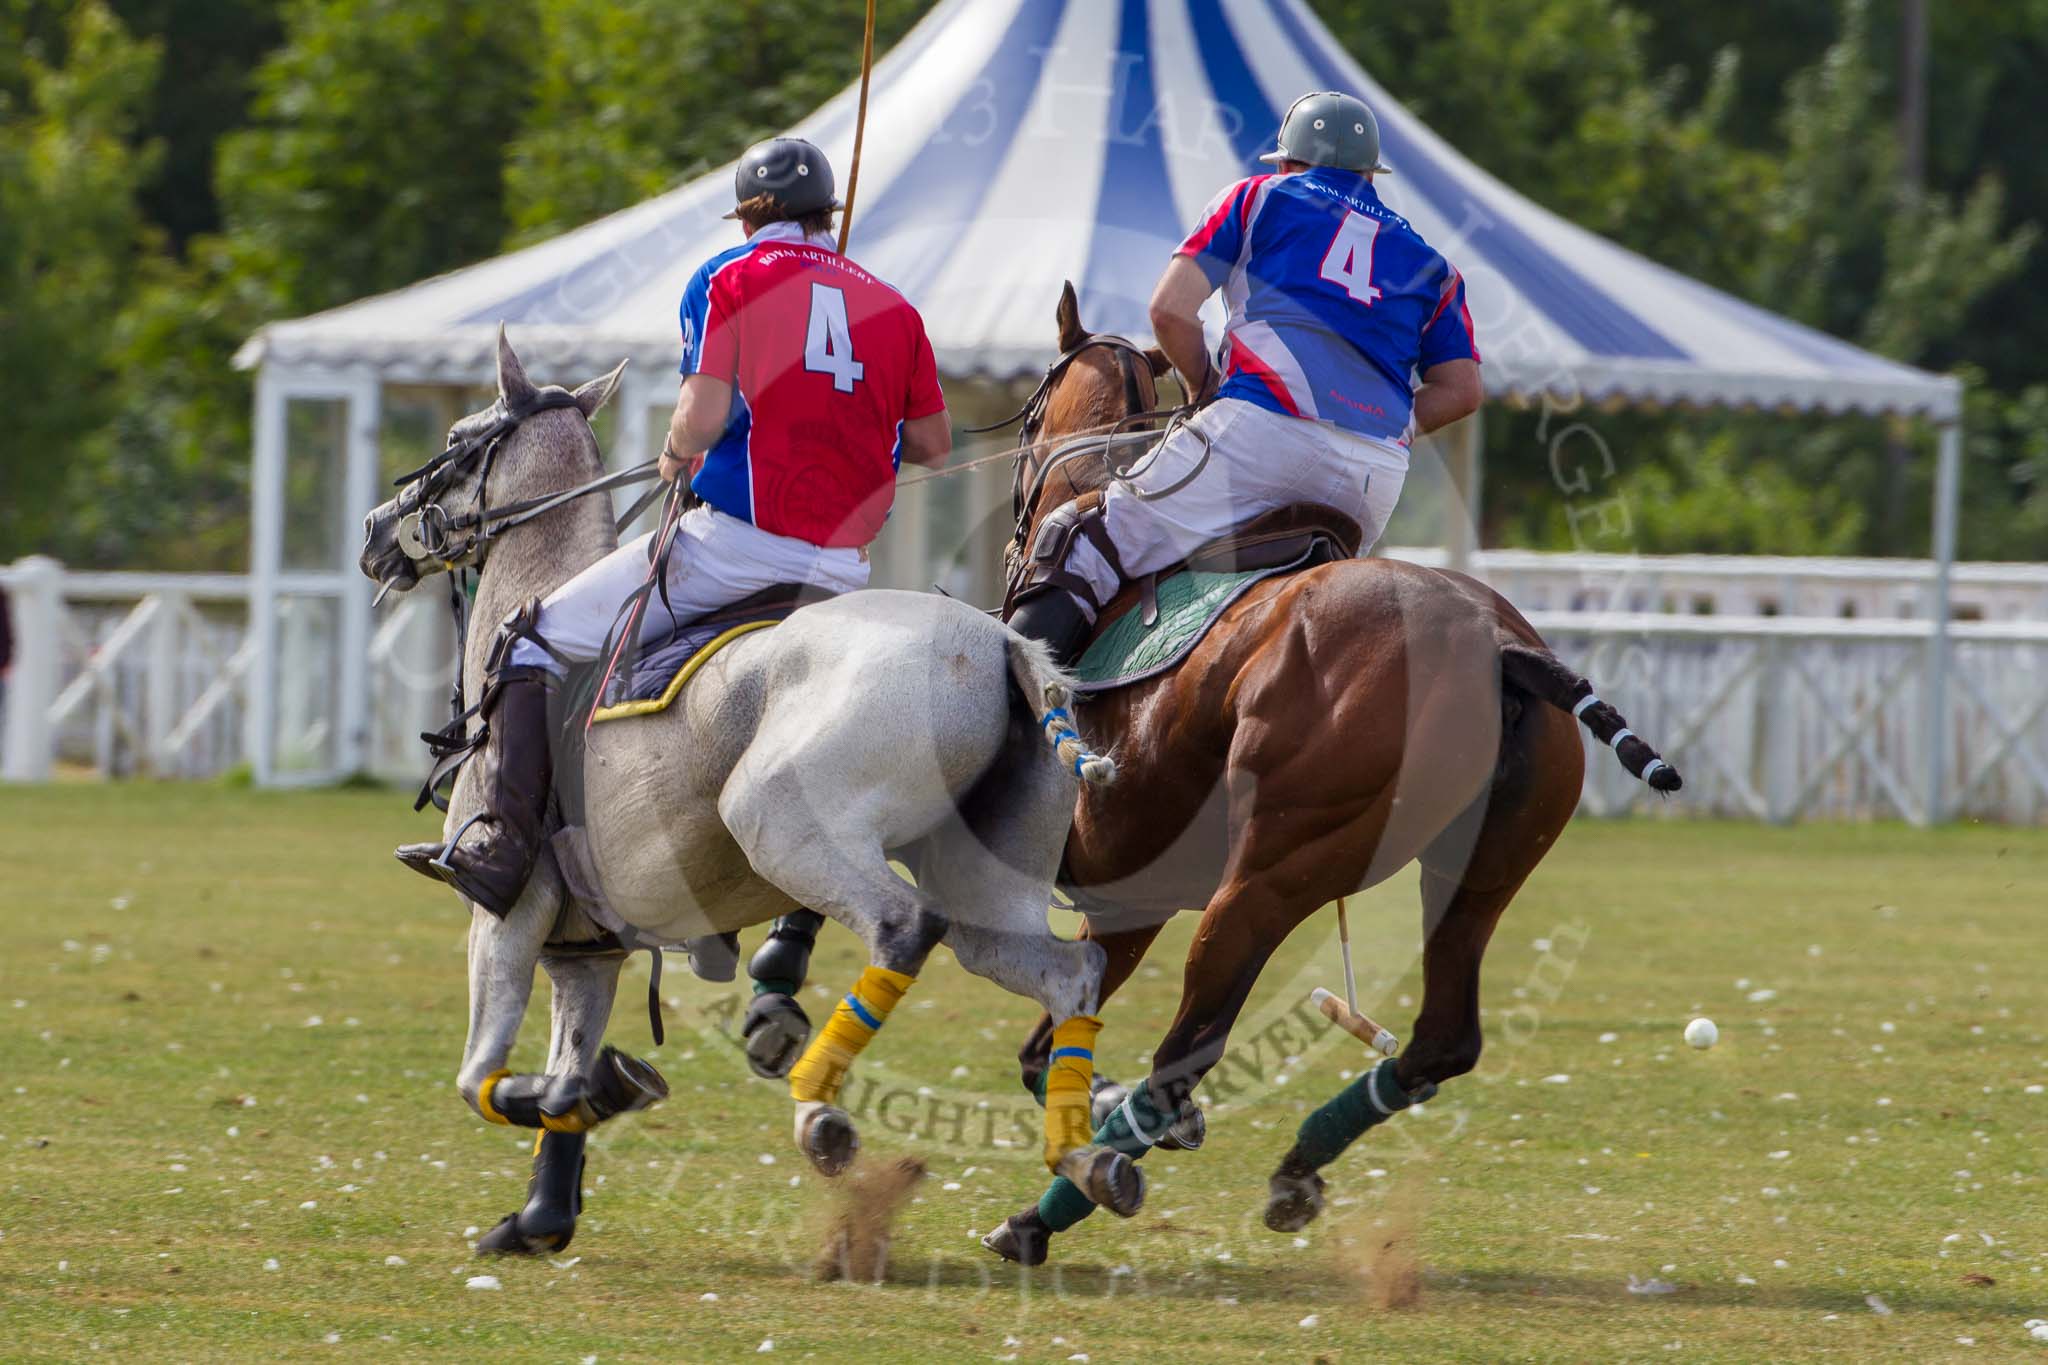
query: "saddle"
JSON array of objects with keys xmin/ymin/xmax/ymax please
[
  {"xmin": 588, "ymin": 582, "xmax": 835, "ymax": 722},
  {"xmin": 1106, "ymin": 502, "xmax": 1361, "ymax": 633},
  {"xmin": 1070, "ymin": 502, "xmax": 1363, "ymax": 693}
]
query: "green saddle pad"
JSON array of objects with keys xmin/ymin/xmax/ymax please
[{"xmin": 1073, "ymin": 566, "xmax": 1278, "ymax": 691}]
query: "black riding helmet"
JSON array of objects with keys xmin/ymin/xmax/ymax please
[{"xmin": 724, "ymin": 137, "xmax": 840, "ymax": 220}]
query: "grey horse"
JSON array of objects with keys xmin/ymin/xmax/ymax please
[{"xmin": 357, "ymin": 330, "xmax": 1141, "ymax": 1254}]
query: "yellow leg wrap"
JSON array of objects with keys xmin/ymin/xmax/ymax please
[
  {"xmin": 787, "ymin": 965, "xmax": 916, "ymax": 1104},
  {"xmin": 540, "ymin": 1109, "xmax": 592, "ymax": 1134},
  {"xmin": 475, "ymin": 1069, "xmax": 513, "ymax": 1126},
  {"xmin": 1042, "ymin": 1015, "xmax": 1104, "ymax": 1170}
]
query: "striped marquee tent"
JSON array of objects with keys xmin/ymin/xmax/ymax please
[{"xmin": 234, "ymin": 0, "xmax": 1966, "ymax": 787}]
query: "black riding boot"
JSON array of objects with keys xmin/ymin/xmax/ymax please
[
  {"xmin": 1006, "ymin": 590, "xmax": 1095, "ymax": 669},
  {"xmin": 395, "ymin": 671, "xmax": 554, "ymax": 918}
]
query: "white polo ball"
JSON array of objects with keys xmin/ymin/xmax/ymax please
[{"xmin": 1684, "ymin": 1017, "xmax": 1719, "ymax": 1050}]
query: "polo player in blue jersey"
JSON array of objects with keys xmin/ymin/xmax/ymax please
[{"xmin": 1007, "ymin": 90, "xmax": 1485, "ymax": 662}]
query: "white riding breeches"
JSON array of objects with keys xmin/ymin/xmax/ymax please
[
  {"xmin": 1064, "ymin": 398, "xmax": 1407, "ymax": 616},
  {"xmin": 508, "ymin": 505, "xmax": 871, "ymax": 672}
]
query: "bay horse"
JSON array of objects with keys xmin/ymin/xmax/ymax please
[{"xmin": 985, "ymin": 286, "xmax": 1681, "ymax": 1265}]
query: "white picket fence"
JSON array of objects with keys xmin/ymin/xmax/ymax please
[
  {"xmin": 1386, "ymin": 547, "xmax": 2048, "ymax": 622},
  {"xmin": 5, "ymin": 552, "xmax": 2046, "ymax": 825}
]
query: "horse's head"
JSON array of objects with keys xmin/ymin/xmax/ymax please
[
  {"xmin": 1003, "ymin": 282, "xmax": 1171, "ymax": 574},
  {"xmin": 360, "ymin": 326, "xmax": 625, "ymax": 597}
]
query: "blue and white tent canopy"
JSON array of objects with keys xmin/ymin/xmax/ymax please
[{"xmin": 237, "ymin": 0, "xmax": 1960, "ymax": 421}]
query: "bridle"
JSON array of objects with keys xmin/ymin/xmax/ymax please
[
  {"xmin": 388, "ymin": 388, "xmax": 662, "ymax": 580},
  {"xmin": 986, "ymin": 334, "xmax": 1196, "ymax": 562},
  {"xmin": 384, "ymin": 387, "xmax": 663, "ymax": 814}
]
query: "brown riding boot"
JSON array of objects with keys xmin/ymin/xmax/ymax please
[{"xmin": 395, "ymin": 671, "xmax": 554, "ymax": 918}]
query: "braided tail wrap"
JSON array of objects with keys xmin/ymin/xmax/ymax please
[
  {"xmin": 1499, "ymin": 643, "xmax": 1683, "ymax": 793},
  {"xmin": 1042, "ymin": 1015, "xmax": 1104, "ymax": 1170},
  {"xmin": 1006, "ymin": 636, "xmax": 1115, "ymax": 785},
  {"xmin": 788, "ymin": 965, "xmax": 914, "ymax": 1105}
]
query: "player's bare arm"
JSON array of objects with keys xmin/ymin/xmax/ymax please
[
  {"xmin": 1148, "ymin": 255, "xmax": 1219, "ymax": 402},
  {"xmin": 899, "ymin": 410, "xmax": 952, "ymax": 470},
  {"xmin": 1412, "ymin": 358, "xmax": 1482, "ymax": 436},
  {"xmin": 660, "ymin": 374, "xmax": 735, "ymax": 482}
]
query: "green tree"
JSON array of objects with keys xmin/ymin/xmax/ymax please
[
  {"xmin": 503, "ymin": 0, "xmax": 927, "ymax": 242},
  {"xmin": 108, "ymin": 0, "xmax": 283, "ymax": 250},
  {"xmin": 0, "ymin": 1, "xmax": 160, "ymax": 561},
  {"xmin": 213, "ymin": 0, "xmax": 538, "ymax": 316}
]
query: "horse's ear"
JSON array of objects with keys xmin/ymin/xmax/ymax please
[
  {"xmin": 573, "ymin": 359, "xmax": 628, "ymax": 419},
  {"xmin": 1144, "ymin": 346, "xmax": 1171, "ymax": 377},
  {"xmin": 495, "ymin": 323, "xmax": 537, "ymax": 406},
  {"xmin": 1056, "ymin": 280, "xmax": 1087, "ymax": 352}
]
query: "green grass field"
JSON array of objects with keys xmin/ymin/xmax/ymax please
[{"xmin": 2, "ymin": 785, "xmax": 2044, "ymax": 1362}]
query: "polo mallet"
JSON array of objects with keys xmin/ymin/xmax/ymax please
[
  {"xmin": 836, "ymin": 0, "xmax": 878, "ymax": 254},
  {"xmin": 1312, "ymin": 896, "xmax": 1399, "ymax": 1056},
  {"xmin": 586, "ymin": 478, "xmax": 688, "ymax": 731}
]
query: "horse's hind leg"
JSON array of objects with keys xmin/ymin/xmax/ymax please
[
  {"xmin": 1015, "ymin": 917, "xmax": 1164, "ymax": 1106},
  {"xmin": 1264, "ymin": 711, "xmax": 1581, "ymax": 1232},
  {"xmin": 733, "ymin": 809, "xmax": 950, "ymax": 1177},
  {"xmin": 912, "ymin": 735, "xmax": 1144, "ymax": 1214},
  {"xmin": 476, "ymin": 949, "xmax": 628, "ymax": 1256},
  {"xmin": 986, "ymin": 807, "xmax": 1347, "ymax": 1265}
]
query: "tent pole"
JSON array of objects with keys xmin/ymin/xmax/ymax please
[
  {"xmin": 1924, "ymin": 418, "xmax": 1961, "ymax": 825},
  {"xmin": 247, "ymin": 366, "xmax": 286, "ymax": 786},
  {"xmin": 1444, "ymin": 409, "xmax": 1483, "ymax": 577}
]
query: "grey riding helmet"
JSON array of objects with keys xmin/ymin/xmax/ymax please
[
  {"xmin": 724, "ymin": 137, "xmax": 840, "ymax": 220},
  {"xmin": 1259, "ymin": 91, "xmax": 1393, "ymax": 175}
]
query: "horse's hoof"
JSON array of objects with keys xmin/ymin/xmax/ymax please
[
  {"xmin": 1264, "ymin": 1165, "xmax": 1326, "ymax": 1233},
  {"xmin": 475, "ymin": 1211, "xmax": 568, "ymax": 1256},
  {"xmin": 1057, "ymin": 1145, "xmax": 1145, "ymax": 1219},
  {"xmin": 582, "ymin": 1045, "xmax": 668, "ymax": 1124},
  {"xmin": 742, "ymin": 992, "xmax": 812, "ymax": 1080},
  {"xmin": 1158, "ymin": 1104, "xmax": 1206, "ymax": 1152},
  {"xmin": 1088, "ymin": 1074, "xmax": 1128, "ymax": 1131},
  {"xmin": 981, "ymin": 1211, "xmax": 1050, "ymax": 1266},
  {"xmin": 796, "ymin": 1102, "xmax": 860, "ymax": 1177}
]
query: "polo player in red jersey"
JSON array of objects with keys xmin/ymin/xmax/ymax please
[{"xmin": 397, "ymin": 139, "xmax": 952, "ymax": 952}]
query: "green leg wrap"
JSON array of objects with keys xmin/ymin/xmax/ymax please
[
  {"xmin": 1035, "ymin": 1080, "xmax": 1171, "ymax": 1232},
  {"xmin": 1293, "ymin": 1058, "xmax": 1436, "ymax": 1170}
]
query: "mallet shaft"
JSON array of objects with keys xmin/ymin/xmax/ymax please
[{"xmin": 1336, "ymin": 896, "xmax": 1359, "ymax": 1014}]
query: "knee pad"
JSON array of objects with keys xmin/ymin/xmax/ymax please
[{"xmin": 1007, "ymin": 494, "xmax": 1124, "ymax": 620}]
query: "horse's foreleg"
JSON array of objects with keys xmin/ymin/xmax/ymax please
[
  {"xmin": 458, "ymin": 895, "xmax": 666, "ymax": 1136},
  {"xmin": 455, "ymin": 897, "xmax": 551, "ymax": 1122},
  {"xmin": 477, "ymin": 949, "xmax": 628, "ymax": 1256}
]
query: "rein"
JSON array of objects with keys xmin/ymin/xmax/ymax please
[
  {"xmin": 400, "ymin": 395, "xmax": 666, "ymax": 814},
  {"xmin": 966, "ymin": 333, "xmax": 1156, "ymax": 436},
  {"xmin": 998, "ymin": 335, "xmax": 1207, "ymax": 560},
  {"xmin": 391, "ymin": 389, "xmax": 660, "ymax": 577}
]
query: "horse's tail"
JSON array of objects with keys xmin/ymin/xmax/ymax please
[
  {"xmin": 1499, "ymin": 643, "xmax": 1682, "ymax": 793},
  {"xmin": 1005, "ymin": 636, "xmax": 1116, "ymax": 786}
]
